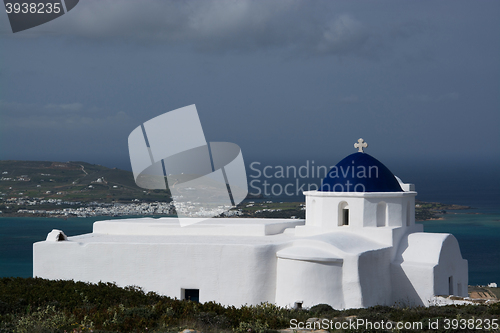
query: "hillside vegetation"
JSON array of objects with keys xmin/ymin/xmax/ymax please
[
  {"xmin": 0, "ymin": 278, "xmax": 498, "ymax": 333},
  {"xmin": 0, "ymin": 160, "xmax": 169, "ymax": 206}
]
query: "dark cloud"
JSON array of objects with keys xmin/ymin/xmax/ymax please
[
  {"xmin": 0, "ymin": 0, "xmax": 429, "ymax": 58},
  {"xmin": 0, "ymin": 0, "xmax": 498, "ymax": 167}
]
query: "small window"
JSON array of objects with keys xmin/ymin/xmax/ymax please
[
  {"xmin": 448, "ymin": 276, "xmax": 454, "ymax": 295},
  {"xmin": 343, "ymin": 208, "xmax": 349, "ymax": 225},
  {"xmin": 338, "ymin": 201, "xmax": 349, "ymax": 226},
  {"xmin": 376, "ymin": 202, "xmax": 386, "ymax": 227},
  {"xmin": 406, "ymin": 201, "xmax": 411, "ymax": 226},
  {"xmin": 182, "ymin": 289, "xmax": 199, "ymax": 303}
]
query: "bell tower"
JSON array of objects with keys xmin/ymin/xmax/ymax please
[{"xmin": 296, "ymin": 139, "xmax": 417, "ymax": 238}]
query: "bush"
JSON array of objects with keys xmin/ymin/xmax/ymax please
[
  {"xmin": 15, "ymin": 305, "xmax": 75, "ymax": 333},
  {"xmin": 309, "ymin": 303, "xmax": 335, "ymax": 316}
]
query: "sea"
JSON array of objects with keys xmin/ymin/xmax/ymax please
[{"xmin": 1, "ymin": 161, "xmax": 499, "ymax": 286}]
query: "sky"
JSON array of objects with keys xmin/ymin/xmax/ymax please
[{"xmin": 0, "ymin": 0, "xmax": 499, "ymax": 172}]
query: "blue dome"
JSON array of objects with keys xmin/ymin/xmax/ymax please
[{"xmin": 320, "ymin": 152, "xmax": 403, "ymax": 192}]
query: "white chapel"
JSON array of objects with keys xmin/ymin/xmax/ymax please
[{"xmin": 33, "ymin": 140, "xmax": 468, "ymax": 309}]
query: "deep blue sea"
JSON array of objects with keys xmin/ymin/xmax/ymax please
[{"xmin": 1, "ymin": 162, "xmax": 499, "ymax": 285}]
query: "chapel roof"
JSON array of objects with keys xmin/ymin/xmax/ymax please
[{"xmin": 320, "ymin": 139, "xmax": 403, "ymax": 193}]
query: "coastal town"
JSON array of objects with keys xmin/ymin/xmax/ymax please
[
  {"xmin": 0, "ymin": 192, "xmax": 468, "ymax": 221},
  {"xmin": 14, "ymin": 199, "xmax": 175, "ymax": 218},
  {"xmin": 1, "ymin": 196, "xmax": 248, "ymax": 218}
]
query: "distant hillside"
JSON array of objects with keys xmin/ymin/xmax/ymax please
[
  {"xmin": 0, "ymin": 160, "xmax": 470, "ymax": 220},
  {"xmin": 0, "ymin": 160, "xmax": 170, "ymax": 204}
]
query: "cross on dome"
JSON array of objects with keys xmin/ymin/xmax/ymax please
[{"xmin": 354, "ymin": 138, "xmax": 368, "ymax": 152}]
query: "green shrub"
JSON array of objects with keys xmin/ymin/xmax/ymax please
[
  {"xmin": 15, "ymin": 305, "xmax": 75, "ymax": 333},
  {"xmin": 309, "ymin": 303, "xmax": 338, "ymax": 317}
]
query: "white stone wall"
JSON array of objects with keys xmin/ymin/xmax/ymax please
[
  {"xmin": 303, "ymin": 191, "xmax": 416, "ymax": 237},
  {"xmin": 391, "ymin": 232, "xmax": 468, "ymax": 305},
  {"xmin": 358, "ymin": 247, "xmax": 393, "ymax": 307},
  {"xmin": 34, "ymin": 238, "xmax": 279, "ymax": 307},
  {"xmin": 275, "ymin": 258, "xmax": 344, "ymax": 308},
  {"xmin": 433, "ymin": 235, "xmax": 469, "ymax": 297}
]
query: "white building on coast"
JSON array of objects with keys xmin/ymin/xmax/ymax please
[{"xmin": 33, "ymin": 140, "xmax": 468, "ymax": 309}]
